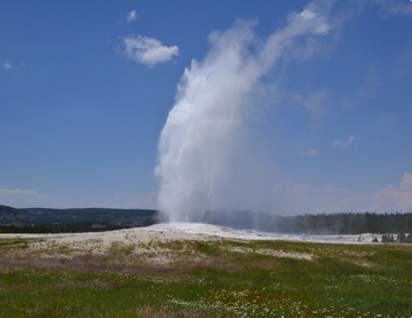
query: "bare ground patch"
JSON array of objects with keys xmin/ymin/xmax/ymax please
[{"xmin": 222, "ymin": 246, "xmax": 313, "ymax": 260}]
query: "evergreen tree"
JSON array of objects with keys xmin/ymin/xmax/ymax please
[{"xmin": 397, "ymin": 232, "xmax": 406, "ymax": 243}]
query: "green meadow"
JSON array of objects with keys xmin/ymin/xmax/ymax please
[{"xmin": 0, "ymin": 237, "xmax": 411, "ymax": 318}]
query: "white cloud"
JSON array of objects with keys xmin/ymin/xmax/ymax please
[
  {"xmin": 3, "ymin": 62, "xmax": 13, "ymax": 69},
  {"xmin": 303, "ymin": 90, "xmax": 330, "ymax": 115},
  {"xmin": 126, "ymin": 10, "xmax": 137, "ymax": 23},
  {"xmin": 372, "ymin": 186, "xmax": 412, "ymax": 212},
  {"xmin": 333, "ymin": 136, "xmax": 355, "ymax": 148},
  {"xmin": 123, "ymin": 35, "xmax": 179, "ymax": 67},
  {"xmin": 400, "ymin": 173, "xmax": 412, "ymax": 191},
  {"xmin": 301, "ymin": 149, "xmax": 320, "ymax": 156},
  {"xmin": 371, "ymin": 174, "xmax": 412, "ymax": 212}
]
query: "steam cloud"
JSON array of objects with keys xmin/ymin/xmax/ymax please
[{"xmin": 156, "ymin": 2, "xmax": 334, "ymax": 222}]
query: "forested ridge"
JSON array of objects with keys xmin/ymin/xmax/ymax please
[{"xmin": 0, "ymin": 205, "xmax": 159, "ymax": 233}]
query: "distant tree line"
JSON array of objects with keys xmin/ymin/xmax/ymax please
[
  {"xmin": 274, "ymin": 212, "xmax": 412, "ymax": 235},
  {"xmin": 203, "ymin": 210, "xmax": 412, "ymax": 237}
]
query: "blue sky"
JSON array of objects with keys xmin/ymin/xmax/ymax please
[{"xmin": 1, "ymin": 0, "xmax": 412, "ymax": 213}]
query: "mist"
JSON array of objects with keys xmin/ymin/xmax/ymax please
[{"xmin": 155, "ymin": 1, "xmax": 334, "ymax": 222}]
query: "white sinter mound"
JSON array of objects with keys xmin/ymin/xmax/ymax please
[
  {"xmin": 142, "ymin": 223, "xmax": 380, "ymax": 244},
  {"xmin": 0, "ymin": 222, "xmax": 382, "ymax": 244}
]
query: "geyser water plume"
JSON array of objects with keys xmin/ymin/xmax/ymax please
[{"xmin": 156, "ymin": 2, "xmax": 333, "ymax": 222}]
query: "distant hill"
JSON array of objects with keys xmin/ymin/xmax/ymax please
[
  {"xmin": 0, "ymin": 205, "xmax": 160, "ymax": 232},
  {"xmin": 0, "ymin": 205, "xmax": 37, "ymax": 225},
  {"xmin": 21, "ymin": 207, "xmax": 159, "ymax": 227}
]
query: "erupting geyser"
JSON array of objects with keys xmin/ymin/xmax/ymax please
[{"xmin": 156, "ymin": 2, "xmax": 333, "ymax": 222}]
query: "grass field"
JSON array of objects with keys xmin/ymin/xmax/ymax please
[{"xmin": 0, "ymin": 233, "xmax": 411, "ymax": 318}]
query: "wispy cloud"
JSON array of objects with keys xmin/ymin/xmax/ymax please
[
  {"xmin": 0, "ymin": 188, "xmax": 58, "ymax": 208},
  {"xmin": 301, "ymin": 149, "xmax": 320, "ymax": 156},
  {"xmin": 357, "ymin": 67, "xmax": 380, "ymax": 99},
  {"xmin": 126, "ymin": 9, "xmax": 137, "ymax": 23},
  {"xmin": 3, "ymin": 62, "xmax": 13, "ymax": 69},
  {"xmin": 104, "ymin": 191, "xmax": 157, "ymax": 209},
  {"xmin": 272, "ymin": 173, "xmax": 412, "ymax": 214},
  {"xmin": 333, "ymin": 136, "xmax": 355, "ymax": 148},
  {"xmin": 0, "ymin": 188, "xmax": 38, "ymax": 195},
  {"xmin": 123, "ymin": 35, "xmax": 179, "ymax": 67},
  {"xmin": 373, "ymin": 0, "xmax": 412, "ymax": 16},
  {"xmin": 303, "ymin": 89, "xmax": 330, "ymax": 116},
  {"xmin": 271, "ymin": 183, "xmax": 369, "ymax": 215},
  {"xmin": 0, "ymin": 188, "xmax": 158, "ymax": 209}
]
